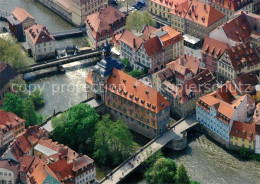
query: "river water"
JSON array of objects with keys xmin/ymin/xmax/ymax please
[{"xmin": 1, "ymin": 1, "xmax": 260, "ymax": 183}]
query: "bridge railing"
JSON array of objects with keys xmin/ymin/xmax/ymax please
[{"xmin": 99, "ymin": 118, "xmax": 185, "ymax": 183}]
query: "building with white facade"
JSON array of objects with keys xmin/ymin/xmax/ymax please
[
  {"xmin": 196, "ymin": 82, "xmax": 255, "ymax": 148},
  {"xmin": 25, "ymin": 24, "xmax": 56, "ymax": 61},
  {"xmin": 0, "ymin": 160, "xmax": 19, "ymax": 184}
]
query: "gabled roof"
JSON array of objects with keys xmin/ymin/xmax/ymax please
[
  {"xmin": 155, "ymin": 26, "xmax": 183, "ymax": 47},
  {"xmin": 28, "ymin": 160, "xmax": 60, "ymax": 184},
  {"xmin": 167, "ymin": 54, "xmax": 201, "ymax": 75},
  {"xmin": 211, "ymin": 0, "xmax": 253, "ymax": 12},
  {"xmin": 25, "ymin": 24, "xmax": 55, "ymax": 45},
  {"xmin": 202, "ymin": 37, "xmax": 229, "ymax": 59},
  {"xmin": 155, "ymin": 67, "xmax": 175, "ymax": 82},
  {"xmin": 144, "ymin": 36, "xmax": 163, "ymax": 57},
  {"xmin": 142, "ymin": 25, "xmax": 157, "ymax": 41},
  {"xmin": 170, "ymin": 0, "xmax": 225, "ymax": 27},
  {"xmin": 233, "ymin": 72, "xmax": 259, "ymax": 94},
  {"xmin": 0, "ymin": 61, "xmax": 19, "ymax": 90},
  {"xmin": 85, "ymin": 6, "xmax": 125, "ymax": 35},
  {"xmin": 104, "ymin": 69, "xmax": 170, "ymax": 113},
  {"xmin": 0, "ymin": 159, "xmax": 19, "ymax": 172},
  {"xmin": 230, "ymin": 121, "xmax": 255, "ymax": 141},
  {"xmin": 150, "ymin": 0, "xmax": 187, "ymax": 10},
  {"xmin": 225, "ymin": 43, "xmax": 260, "ymax": 71},
  {"xmin": 222, "ymin": 12, "xmax": 252, "ymax": 42},
  {"xmin": 178, "ymin": 69, "xmax": 216, "ymax": 104},
  {"xmin": 12, "ymin": 7, "xmax": 34, "ymax": 22},
  {"xmin": 120, "ymin": 30, "xmax": 143, "ymax": 51}
]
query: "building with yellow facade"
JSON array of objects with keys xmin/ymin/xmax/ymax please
[
  {"xmin": 230, "ymin": 121, "xmax": 255, "ymax": 151},
  {"xmin": 149, "ymin": 0, "xmax": 187, "ymax": 23},
  {"xmin": 104, "ymin": 69, "xmax": 170, "ymax": 139},
  {"xmin": 170, "ymin": 0, "xmax": 225, "ymax": 39}
]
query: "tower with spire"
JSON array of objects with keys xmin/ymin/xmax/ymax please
[{"xmin": 86, "ymin": 42, "xmax": 125, "ymax": 100}]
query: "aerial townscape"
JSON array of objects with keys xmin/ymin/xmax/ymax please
[{"xmin": 0, "ymin": 0, "xmax": 259, "ymax": 183}]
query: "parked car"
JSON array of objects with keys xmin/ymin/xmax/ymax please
[
  {"xmin": 111, "ymin": 0, "xmax": 118, "ymax": 6},
  {"xmin": 133, "ymin": 4, "xmax": 142, "ymax": 10},
  {"xmin": 137, "ymin": 1, "xmax": 146, "ymax": 6}
]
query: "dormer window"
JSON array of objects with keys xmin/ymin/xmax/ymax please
[
  {"xmin": 145, "ymin": 90, "xmax": 149, "ymax": 94},
  {"xmin": 152, "ymin": 105, "xmax": 156, "ymax": 109},
  {"xmin": 147, "ymin": 103, "xmax": 151, "ymax": 107},
  {"xmin": 235, "ymin": 130, "xmax": 238, "ymax": 134},
  {"xmin": 129, "ymin": 94, "xmax": 133, "ymax": 98},
  {"xmin": 242, "ymin": 131, "xmax": 246, "ymax": 136},
  {"xmin": 141, "ymin": 99, "xmax": 145, "ymax": 104},
  {"xmin": 123, "ymin": 79, "xmax": 126, "ymax": 83},
  {"xmin": 133, "ymin": 84, "xmax": 136, "ymax": 88},
  {"xmin": 135, "ymin": 97, "xmax": 139, "ymax": 101},
  {"xmin": 161, "ymin": 102, "xmax": 165, "ymax": 107},
  {"xmin": 118, "ymin": 89, "xmax": 122, "ymax": 93},
  {"xmin": 123, "ymin": 91, "xmax": 128, "ymax": 95}
]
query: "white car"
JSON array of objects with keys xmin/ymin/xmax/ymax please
[{"xmin": 129, "ymin": 7, "xmax": 136, "ymax": 12}]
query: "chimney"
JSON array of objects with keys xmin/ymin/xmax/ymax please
[
  {"xmin": 204, "ymin": 4, "xmax": 206, "ymax": 10},
  {"xmin": 133, "ymin": 38, "xmax": 136, "ymax": 48},
  {"xmin": 58, "ymin": 153, "xmax": 61, "ymax": 160}
]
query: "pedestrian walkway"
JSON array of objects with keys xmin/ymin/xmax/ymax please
[{"xmin": 100, "ymin": 116, "xmax": 198, "ymax": 184}]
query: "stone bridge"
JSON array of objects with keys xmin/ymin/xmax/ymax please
[{"xmin": 99, "ymin": 116, "xmax": 199, "ymax": 184}]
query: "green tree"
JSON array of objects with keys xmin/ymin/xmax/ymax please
[
  {"xmin": 51, "ymin": 104, "xmax": 99, "ymax": 152},
  {"xmin": 94, "ymin": 115, "xmax": 136, "ymax": 165},
  {"xmin": 144, "ymin": 150, "xmax": 164, "ymax": 168},
  {"xmin": 2, "ymin": 93, "xmax": 23, "ymax": 117},
  {"xmin": 22, "ymin": 97, "xmax": 42, "ymax": 127},
  {"xmin": 126, "ymin": 11, "xmax": 155, "ymax": 32},
  {"xmin": 0, "ymin": 37, "xmax": 28, "ymax": 69},
  {"xmin": 145, "ymin": 157, "xmax": 177, "ymax": 184},
  {"xmin": 29, "ymin": 88, "xmax": 45, "ymax": 108},
  {"xmin": 9, "ymin": 77, "xmax": 27, "ymax": 97},
  {"xmin": 175, "ymin": 163, "xmax": 190, "ymax": 184}
]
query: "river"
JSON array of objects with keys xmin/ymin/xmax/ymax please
[{"xmin": 1, "ymin": 1, "xmax": 260, "ymax": 183}]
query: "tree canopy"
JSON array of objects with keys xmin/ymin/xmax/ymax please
[
  {"xmin": 94, "ymin": 115, "xmax": 136, "ymax": 166},
  {"xmin": 51, "ymin": 103, "xmax": 100, "ymax": 152},
  {"xmin": 175, "ymin": 163, "xmax": 191, "ymax": 184},
  {"xmin": 0, "ymin": 37, "xmax": 29, "ymax": 69},
  {"xmin": 2, "ymin": 93, "xmax": 43, "ymax": 126},
  {"xmin": 126, "ymin": 11, "xmax": 156, "ymax": 32},
  {"xmin": 145, "ymin": 157, "xmax": 177, "ymax": 184}
]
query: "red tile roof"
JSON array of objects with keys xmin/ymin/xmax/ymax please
[
  {"xmin": 27, "ymin": 160, "xmax": 59, "ymax": 184},
  {"xmin": 12, "ymin": 7, "xmax": 34, "ymax": 22},
  {"xmin": 211, "ymin": 0, "xmax": 253, "ymax": 12},
  {"xmin": 202, "ymin": 37, "xmax": 229, "ymax": 59},
  {"xmin": 167, "ymin": 54, "xmax": 201, "ymax": 75},
  {"xmin": 19, "ymin": 155, "xmax": 35, "ymax": 172},
  {"xmin": 230, "ymin": 121, "xmax": 255, "ymax": 141},
  {"xmin": 150, "ymin": 0, "xmax": 187, "ymax": 10},
  {"xmin": 226, "ymin": 43, "xmax": 260, "ymax": 71},
  {"xmin": 104, "ymin": 68, "xmax": 170, "ymax": 113},
  {"xmin": 0, "ymin": 110, "xmax": 25, "ymax": 135},
  {"xmin": 156, "ymin": 67, "xmax": 175, "ymax": 82},
  {"xmin": 178, "ymin": 69, "xmax": 216, "ymax": 104},
  {"xmin": 144, "ymin": 36, "xmax": 163, "ymax": 57},
  {"xmin": 48, "ymin": 158, "xmax": 74, "ymax": 182},
  {"xmin": 222, "ymin": 12, "xmax": 252, "ymax": 42},
  {"xmin": 120, "ymin": 30, "xmax": 143, "ymax": 51},
  {"xmin": 155, "ymin": 26, "xmax": 183, "ymax": 47},
  {"xmin": 25, "ymin": 24, "xmax": 55, "ymax": 45},
  {"xmin": 142, "ymin": 25, "xmax": 157, "ymax": 41},
  {"xmin": 85, "ymin": 6, "xmax": 125, "ymax": 35},
  {"xmin": 0, "ymin": 160, "xmax": 19, "ymax": 172},
  {"xmin": 170, "ymin": 1, "xmax": 225, "ymax": 27},
  {"xmin": 86, "ymin": 71, "xmax": 93, "ymax": 85},
  {"xmin": 233, "ymin": 72, "xmax": 259, "ymax": 94}
]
